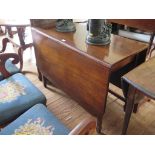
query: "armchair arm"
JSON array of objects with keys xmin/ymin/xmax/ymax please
[
  {"xmin": 69, "ymin": 117, "xmax": 96, "ymax": 135},
  {"xmin": 0, "ymin": 53, "xmax": 20, "ymax": 78}
]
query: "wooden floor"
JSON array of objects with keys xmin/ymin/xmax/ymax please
[
  {"xmin": 1, "ymin": 28, "xmax": 155, "ymax": 135},
  {"xmin": 22, "ymin": 61, "xmax": 155, "ymax": 135}
]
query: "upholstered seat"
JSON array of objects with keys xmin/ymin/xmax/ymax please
[
  {"xmin": 0, "ymin": 73, "xmax": 46, "ymax": 125},
  {"xmin": 0, "ymin": 104, "xmax": 70, "ymax": 135},
  {"xmin": 0, "ymin": 59, "xmax": 19, "ymax": 81}
]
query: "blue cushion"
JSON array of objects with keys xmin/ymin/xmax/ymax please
[
  {"xmin": 0, "ymin": 59, "xmax": 20, "ymax": 81},
  {"xmin": 0, "ymin": 73, "xmax": 46, "ymax": 125},
  {"xmin": 0, "ymin": 104, "xmax": 70, "ymax": 135}
]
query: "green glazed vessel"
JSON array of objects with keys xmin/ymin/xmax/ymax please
[{"xmin": 56, "ymin": 19, "xmax": 76, "ymax": 32}]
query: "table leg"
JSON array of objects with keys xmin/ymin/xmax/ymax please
[
  {"xmin": 0, "ymin": 38, "xmax": 10, "ymax": 52},
  {"xmin": 122, "ymin": 85, "xmax": 136, "ymax": 135},
  {"xmin": 6, "ymin": 26, "xmax": 13, "ymax": 38},
  {"xmin": 147, "ymin": 33, "xmax": 155, "ymax": 57},
  {"xmin": 1, "ymin": 26, "xmax": 26, "ymax": 53},
  {"xmin": 0, "ymin": 26, "xmax": 6, "ymax": 35},
  {"xmin": 37, "ymin": 67, "xmax": 42, "ymax": 81},
  {"xmin": 18, "ymin": 43, "xmax": 33, "ymax": 71},
  {"xmin": 0, "ymin": 26, "xmax": 3, "ymax": 33},
  {"xmin": 17, "ymin": 27, "xmax": 26, "ymax": 46},
  {"xmin": 42, "ymin": 75, "xmax": 47, "ymax": 88},
  {"xmin": 96, "ymin": 115, "xmax": 103, "ymax": 134},
  {"xmin": 149, "ymin": 45, "xmax": 155, "ymax": 58}
]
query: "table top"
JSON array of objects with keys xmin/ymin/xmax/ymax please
[
  {"xmin": 32, "ymin": 23, "xmax": 148, "ymax": 68},
  {"xmin": 107, "ymin": 19, "xmax": 155, "ymax": 33},
  {"xmin": 123, "ymin": 57, "xmax": 155, "ymax": 100},
  {"xmin": 0, "ymin": 19, "xmax": 30, "ymax": 27}
]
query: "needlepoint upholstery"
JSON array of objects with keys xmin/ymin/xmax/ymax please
[
  {"xmin": 0, "ymin": 73, "xmax": 46, "ymax": 125},
  {"xmin": 0, "ymin": 104, "xmax": 70, "ymax": 135},
  {"xmin": 0, "ymin": 59, "xmax": 19, "ymax": 81}
]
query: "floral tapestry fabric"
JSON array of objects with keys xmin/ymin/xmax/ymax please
[
  {"xmin": 0, "ymin": 80, "xmax": 26, "ymax": 103},
  {"xmin": 14, "ymin": 117, "xmax": 54, "ymax": 135}
]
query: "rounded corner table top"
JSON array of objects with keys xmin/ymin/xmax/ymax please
[{"xmin": 32, "ymin": 23, "xmax": 148, "ymax": 68}]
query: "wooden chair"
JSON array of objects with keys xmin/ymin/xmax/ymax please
[
  {"xmin": 0, "ymin": 53, "xmax": 46, "ymax": 126},
  {"xmin": 121, "ymin": 56, "xmax": 155, "ymax": 134},
  {"xmin": 0, "ymin": 55, "xmax": 20, "ymax": 81}
]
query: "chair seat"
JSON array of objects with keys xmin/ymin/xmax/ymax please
[
  {"xmin": 0, "ymin": 59, "xmax": 20, "ymax": 81},
  {"xmin": 0, "ymin": 104, "xmax": 70, "ymax": 135},
  {"xmin": 0, "ymin": 73, "xmax": 46, "ymax": 125}
]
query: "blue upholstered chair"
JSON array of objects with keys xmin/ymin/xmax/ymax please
[
  {"xmin": 0, "ymin": 59, "xmax": 19, "ymax": 81},
  {"xmin": 0, "ymin": 53, "xmax": 46, "ymax": 126},
  {"xmin": 0, "ymin": 104, "xmax": 96, "ymax": 135},
  {"xmin": 0, "ymin": 73, "xmax": 46, "ymax": 125}
]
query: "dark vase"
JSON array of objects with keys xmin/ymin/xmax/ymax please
[
  {"xmin": 56, "ymin": 19, "xmax": 76, "ymax": 32},
  {"xmin": 86, "ymin": 19, "xmax": 112, "ymax": 45}
]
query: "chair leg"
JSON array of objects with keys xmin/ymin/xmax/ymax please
[
  {"xmin": 133, "ymin": 103, "xmax": 138, "ymax": 113},
  {"xmin": 133, "ymin": 94, "xmax": 150, "ymax": 113},
  {"xmin": 122, "ymin": 85, "xmax": 136, "ymax": 135},
  {"xmin": 124, "ymin": 100, "xmax": 138, "ymax": 113},
  {"xmin": 123, "ymin": 102, "xmax": 126, "ymax": 112}
]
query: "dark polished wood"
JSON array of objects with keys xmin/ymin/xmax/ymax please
[
  {"xmin": 122, "ymin": 57, "xmax": 155, "ymax": 134},
  {"xmin": 107, "ymin": 19, "xmax": 155, "ymax": 57},
  {"xmin": 122, "ymin": 85, "xmax": 136, "ymax": 134},
  {"xmin": 69, "ymin": 117, "xmax": 96, "ymax": 135},
  {"xmin": 31, "ymin": 23, "xmax": 148, "ymax": 133},
  {"xmin": 107, "ymin": 19, "xmax": 155, "ymax": 32},
  {"xmin": 0, "ymin": 53, "xmax": 20, "ymax": 78}
]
